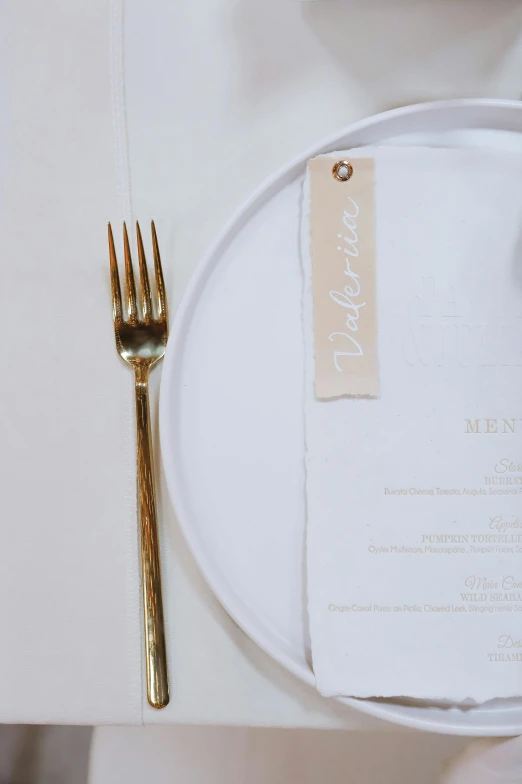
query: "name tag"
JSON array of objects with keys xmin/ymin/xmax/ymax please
[{"xmin": 308, "ymin": 156, "xmax": 378, "ymax": 398}]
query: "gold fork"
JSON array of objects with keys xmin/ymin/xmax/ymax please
[{"xmin": 108, "ymin": 220, "xmax": 169, "ymax": 709}]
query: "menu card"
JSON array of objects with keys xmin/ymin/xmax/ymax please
[{"xmin": 303, "ymin": 146, "xmax": 522, "ymax": 700}]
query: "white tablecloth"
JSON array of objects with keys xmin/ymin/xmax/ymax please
[{"xmin": 2, "ymin": 0, "xmax": 522, "ymax": 726}]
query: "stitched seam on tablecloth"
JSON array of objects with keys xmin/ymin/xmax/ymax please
[{"xmin": 109, "ymin": 0, "xmax": 144, "ymax": 725}]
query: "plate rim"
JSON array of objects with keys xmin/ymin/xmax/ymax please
[{"xmin": 160, "ymin": 98, "xmax": 522, "ymax": 735}]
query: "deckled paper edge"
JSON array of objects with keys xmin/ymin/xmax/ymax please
[
  {"xmin": 301, "ymin": 163, "xmax": 314, "ymax": 676},
  {"xmin": 302, "ymin": 150, "xmax": 377, "ymax": 692}
]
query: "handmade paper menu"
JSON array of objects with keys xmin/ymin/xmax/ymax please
[{"xmin": 303, "ymin": 147, "xmax": 522, "ymax": 700}]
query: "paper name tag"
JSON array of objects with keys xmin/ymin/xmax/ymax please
[{"xmin": 308, "ymin": 156, "xmax": 378, "ymax": 398}]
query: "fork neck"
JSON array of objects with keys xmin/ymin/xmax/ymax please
[{"xmin": 134, "ymin": 362, "xmax": 151, "ymax": 387}]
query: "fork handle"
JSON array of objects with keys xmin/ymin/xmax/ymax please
[{"xmin": 134, "ymin": 365, "xmax": 169, "ymax": 709}]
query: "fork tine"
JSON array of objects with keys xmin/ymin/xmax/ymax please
[
  {"xmin": 123, "ymin": 222, "xmax": 138, "ymax": 322},
  {"xmin": 108, "ymin": 223, "xmax": 123, "ymax": 322},
  {"xmin": 136, "ymin": 221, "xmax": 153, "ymax": 321},
  {"xmin": 151, "ymin": 221, "xmax": 167, "ymax": 323}
]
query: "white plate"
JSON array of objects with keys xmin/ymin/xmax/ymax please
[{"xmin": 160, "ymin": 100, "xmax": 522, "ymax": 735}]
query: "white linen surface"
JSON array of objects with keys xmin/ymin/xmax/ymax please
[{"xmin": 0, "ymin": 2, "xmax": 142, "ymax": 722}]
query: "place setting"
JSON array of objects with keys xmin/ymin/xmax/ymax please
[{"xmin": 10, "ymin": 3, "xmax": 522, "ymax": 781}]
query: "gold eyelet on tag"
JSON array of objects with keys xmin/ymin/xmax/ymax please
[{"xmin": 332, "ymin": 160, "xmax": 353, "ymax": 182}]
